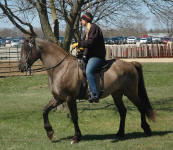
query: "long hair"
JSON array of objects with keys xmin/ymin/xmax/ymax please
[{"xmin": 86, "ymin": 23, "xmax": 91, "ymax": 40}]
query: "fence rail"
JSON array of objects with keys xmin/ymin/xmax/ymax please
[
  {"xmin": 0, "ymin": 43, "xmax": 173, "ymax": 76},
  {"xmin": 0, "ymin": 46, "xmax": 45, "ymax": 76}
]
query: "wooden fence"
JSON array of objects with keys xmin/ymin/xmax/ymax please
[
  {"xmin": 0, "ymin": 46, "xmax": 45, "ymax": 77},
  {"xmin": 105, "ymin": 43, "xmax": 173, "ymax": 59}
]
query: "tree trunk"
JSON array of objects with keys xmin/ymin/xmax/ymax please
[
  {"xmin": 62, "ymin": 0, "xmax": 84, "ymax": 51},
  {"xmin": 36, "ymin": 0, "xmax": 57, "ymax": 42},
  {"xmin": 63, "ymin": 23, "xmax": 74, "ymax": 51},
  {"xmin": 73, "ymin": 14, "xmax": 82, "ymax": 41},
  {"xmin": 49, "ymin": 0, "xmax": 60, "ymax": 42},
  {"xmin": 54, "ymin": 19, "xmax": 59, "ymax": 41}
]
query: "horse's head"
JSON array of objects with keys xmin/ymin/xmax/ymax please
[{"xmin": 18, "ymin": 37, "xmax": 40, "ymax": 72}]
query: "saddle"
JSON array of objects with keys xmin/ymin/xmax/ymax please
[
  {"xmin": 96, "ymin": 59, "xmax": 115, "ymax": 73},
  {"xmin": 77, "ymin": 58, "xmax": 116, "ymax": 100}
]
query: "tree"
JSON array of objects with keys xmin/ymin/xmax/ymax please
[{"xmin": 0, "ymin": 0, "xmax": 37, "ymax": 36}]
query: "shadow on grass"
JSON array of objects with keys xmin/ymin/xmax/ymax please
[
  {"xmin": 111, "ymin": 131, "xmax": 173, "ymax": 143},
  {"xmin": 52, "ymin": 130, "xmax": 172, "ymax": 143}
]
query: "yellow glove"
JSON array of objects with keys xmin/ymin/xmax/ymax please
[
  {"xmin": 77, "ymin": 47, "xmax": 84, "ymax": 52},
  {"xmin": 71, "ymin": 42, "xmax": 78, "ymax": 50}
]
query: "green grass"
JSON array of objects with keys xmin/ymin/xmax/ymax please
[{"xmin": 0, "ymin": 63, "xmax": 173, "ymax": 150}]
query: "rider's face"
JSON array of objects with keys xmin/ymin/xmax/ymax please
[{"xmin": 81, "ymin": 19, "xmax": 87, "ymax": 26}]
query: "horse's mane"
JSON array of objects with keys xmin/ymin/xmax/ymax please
[
  {"xmin": 36, "ymin": 38, "xmax": 67, "ymax": 54},
  {"xmin": 35, "ymin": 37, "xmax": 76, "ymax": 59},
  {"xmin": 37, "ymin": 37, "xmax": 55, "ymax": 44}
]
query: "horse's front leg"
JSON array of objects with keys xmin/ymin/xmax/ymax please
[
  {"xmin": 67, "ymin": 96, "xmax": 82, "ymax": 143},
  {"xmin": 43, "ymin": 97, "xmax": 59, "ymax": 140}
]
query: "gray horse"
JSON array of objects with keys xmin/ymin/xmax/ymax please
[{"xmin": 19, "ymin": 37, "xmax": 155, "ymax": 143}]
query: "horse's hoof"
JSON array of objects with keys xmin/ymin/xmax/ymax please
[
  {"xmin": 47, "ymin": 130, "xmax": 54, "ymax": 140},
  {"xmin": 70, "ymin": 136, "xmax": 80, "ymax": 144},
  {"xmin": 142, "ymin": 124, "xmax": 152, "ymax": 136},
  {"xmin": 144, "ymin": 129, "xmax": 152, "ymax": 136},
  {"xmin": 70, "ymin": 140, "xmax": 77, "ymax": 144},
  {"xmin": 116, "ymin": 131, "xmax": 124, "ymax": 138}
]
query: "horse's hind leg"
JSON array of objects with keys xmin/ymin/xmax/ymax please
[
  {"xmin": 112, "ymin": 92, "xmax": 126, "ymax": 137},
  {"xmin": 126, "ymin": 90, "xmax": 152, "ymax": 136},
  {"xmin": 43, "ymin": 97, "xmax": 60, "ymax": 140},
  {"xmin": 67, "ymin": 96, "xmax": 81, "ymax": 143}
]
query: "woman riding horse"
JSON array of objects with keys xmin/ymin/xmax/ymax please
[
  {"xmin": 19, "ymin": 36, "xmax": 155, "ymax": 144},
  {"xmin": 72, "ymin": 12, "xmax": 106, "ymax": 103}
]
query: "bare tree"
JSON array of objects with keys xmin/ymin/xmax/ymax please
[
  {"xmin": 142, "ymin": 0, "xmax": 173, "ymax": 19},
  {"xmin": 142, "ymin": 0, "xmax": 173, "ymax": 36},
  {"xmin": 0, "ymin": 0, "xmax": 37, "ymax": 36}
]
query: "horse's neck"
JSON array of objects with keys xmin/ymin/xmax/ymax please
[{"xmin": 38, "ymin": 39, "xmax": 67, "ymax": 68}]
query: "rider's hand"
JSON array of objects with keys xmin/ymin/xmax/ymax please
[
  {"xmin": 77, "ymin": 47, "xmax": 84, "ymax": 53},
  {"xmin": 71, "ymin": 42, "xmax": 78, "ymax": 50}
]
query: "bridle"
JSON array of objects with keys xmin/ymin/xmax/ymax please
[
  {"xmin": 24, "ymin": 37, "xmax": 70, "ymax": 73},
  {"xmin": 26, "ymin": 39, "xmax": 35, "ymax": 71}
]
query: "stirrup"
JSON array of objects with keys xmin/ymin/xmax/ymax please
[{"xmin": 88, "ymin": 96, "xmax": 99, "ymax": 103}]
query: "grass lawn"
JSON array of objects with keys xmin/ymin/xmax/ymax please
[{"xmin": 0, "ymin": 63, "xmax": 173, "ymax": 150}]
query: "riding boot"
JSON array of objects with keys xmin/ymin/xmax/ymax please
[{"xmin": 88, "ymin": 93, "xmax": 99, "ymax": 103}]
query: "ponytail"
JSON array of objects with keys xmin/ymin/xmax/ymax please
[{"xmin": 86, "ymin": 23, "xmax": 91, "ymax": 40}]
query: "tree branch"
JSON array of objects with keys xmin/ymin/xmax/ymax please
[{"xmin": 0, "ymin": 2, "xmax": 36, "ymax": 36}]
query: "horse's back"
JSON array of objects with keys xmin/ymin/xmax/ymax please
[
  {"xmin": 103, "ymin": 59, "xmax": 139, "ymax": 96},
  {"xmin": 107, "ymin": 59, "xmax": 138, "ymax": 76}
]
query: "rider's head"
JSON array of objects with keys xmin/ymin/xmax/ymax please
[{"xmin": 81, "ymin": 12, "xmax": 93, "ymax": 26}]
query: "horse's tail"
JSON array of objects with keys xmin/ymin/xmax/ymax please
[{"xmin": 131, "ymin": 61, "xmax": 155, "ymax": 122}]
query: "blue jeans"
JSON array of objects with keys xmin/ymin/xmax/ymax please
[{"xmin": 86, "ymin": 57, "xmax": 104, "ymax": 98}]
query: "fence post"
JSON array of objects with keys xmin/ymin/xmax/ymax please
[
  {"xmin": 131, "ymin": 47, "xmax": 133, "ymax": 58},
  {"xmin": 168, "ymin": 43, "xmax": 172, "ymax": 57},
  {"xmin": 168, "ymin": 44, "xmax": 171, "ymax": 57},
  {"xmin": 134, "ymin": 46, "xmax": 136, "ymax": 58},
  {"xmin": 126, "ymin": 47, "xmax": 128, "ymax": 58},
  {"xmin": 151, "ymin": 44, "xmax": 154, "ymax": 58},
  {"xmin": 147, "ymin": 45, "xmax": 149, "ymax": 57},
  {"xmin": 8, "ymin": 47, "xmax": 11, "ymax": 72},
  {"xmin": 164, "ymin": 45, "xmax": 166, "ymax": 57},
  {"xmin": 137, "ymin": 47, "xmax": 139, "ymax": 57},
  {"xmin": 116, "ymin": 46, "xmax": 118, "ymax": 57},
  {"xmin": 156, "ymin": 44, "xmax": 159, "ymax": 58}
]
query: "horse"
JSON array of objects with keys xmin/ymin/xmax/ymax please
[{"xmin": 18, "ymin": 37, "xmax": 155, "ymax": 144}]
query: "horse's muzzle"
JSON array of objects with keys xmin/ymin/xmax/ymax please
[{"xmin": 18, "ymin": 61, "xmax": 27, "ymax": 72}]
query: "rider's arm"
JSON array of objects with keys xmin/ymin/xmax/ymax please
[{"xmin": 78, "ymin": 25, "xmax": 98, "ymax": 48}]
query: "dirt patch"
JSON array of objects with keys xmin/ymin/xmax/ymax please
[{"xmin": 121, "ymin": 58, "xmax": 173, "ymax": 63}]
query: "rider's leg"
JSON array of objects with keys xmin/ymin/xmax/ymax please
[{"xmin": 86, "ymin": 57, "xmax": 104, "ymax": 102}]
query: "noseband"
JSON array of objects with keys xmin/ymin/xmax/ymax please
[{"xmin": 25, "ymin": 38, "xmax": 35, "ymax": 71}]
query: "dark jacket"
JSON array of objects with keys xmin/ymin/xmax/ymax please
[{"xmin": 78, "ymin": 24, "xmax": 106, "ymax": 59}]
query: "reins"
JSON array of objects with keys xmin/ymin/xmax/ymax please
[{"xmin": 31, "ymin": 53, "xmax": 70, "ymax": 73}]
